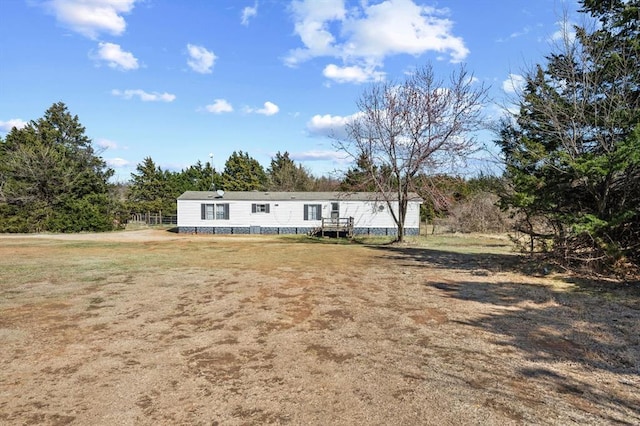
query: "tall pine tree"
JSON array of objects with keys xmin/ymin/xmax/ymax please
[
  {"xmin": 127, "ymin": 157, "xmax": 176, "ymax": 214},
  {"xmin": 221, "ymin": 151, "xmax": 267, "ymax": 191},
  {"xmin": 0, "ymin": 102, "xmax": 116, "ymax": 232},
  {"xmin": 266, "ymin": 151, "xmax": 313, "ymax": 191}
]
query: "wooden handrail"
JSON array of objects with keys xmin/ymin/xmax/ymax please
[
  {"xmin": 321, "ymin": 217, "xmax": 353, "ymax": 228},
  {"xmin": 320, "ymin": 217, "xmax": 354, "ymax": 238}
]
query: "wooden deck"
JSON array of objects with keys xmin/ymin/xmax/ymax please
[{"xmin": 312, "ymin": 217, "xmax": 354, "ymax": 238}]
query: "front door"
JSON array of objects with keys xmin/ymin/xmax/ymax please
[{"xmin": 331, "ymin": 202, "xmax": 339, "ymax": 220}]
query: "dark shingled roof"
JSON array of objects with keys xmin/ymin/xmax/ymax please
[{"xmin": 177, "ymin": 191, "xmax": 422, "ymax": 202}]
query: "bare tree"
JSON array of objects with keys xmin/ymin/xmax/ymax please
[{"xmin": 337, "ymin": 63, "xmax": 489, "ymax": 241}]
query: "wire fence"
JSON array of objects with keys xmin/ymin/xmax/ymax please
[{"xmin": 129, "ymin": 212, "xmax": 177, "ymax": 226}]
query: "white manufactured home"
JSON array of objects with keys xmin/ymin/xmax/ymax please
[{"xmin": 177, "ymin": 191, "xmax": 422, "ymax": 236}]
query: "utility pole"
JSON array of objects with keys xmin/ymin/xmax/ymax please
[{"xmin": 209, "ymin": 153, "xmax": 215, "ymax": 191}]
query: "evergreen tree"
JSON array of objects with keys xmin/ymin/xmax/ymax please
[
  {"xmin": 266, "ymin": 151, "xmax": 313, "ymax": 191},
  {"xmin": 127, "ymin": 157, "xmax": 175, "ymax": 214},
  {"xmin": 221, "ymin": 151, "xmax": 267, "ymax": 191},
  {"xmin": 0, "ymin": 102, "xmax": 117, "ymax": 232},
  {"xmin": 339, "ymin": 153, "xmax": 378, "ymax": 192},
  {"xmin": 171, "ymin": 160, "xmax": 222, "ymax": 193},
  {"xmin": 497, "ymin": 0, "xmax": 639, "ymax": 270}
]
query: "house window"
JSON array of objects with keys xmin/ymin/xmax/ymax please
[
  {"xmin": 202, "ymin": 204, "xmax": 214, "ymax": 220},
  {"xmin": 251, "ymin": 203, "xmax": 270, "ymax": 213},
  {"xmin": 304, "ymin": 204, "xmax": 322, "ymax": 220},
  {"xmin": 216, "ymin": 203, "xmax": 229, "ymax": 220},
  {"xmin": 331, "ymin": 202, "xmax": 339, "ymax": 219},
  {"xmin": 201, "ymin": 203, "xmax": 229, "ymax": 220}
]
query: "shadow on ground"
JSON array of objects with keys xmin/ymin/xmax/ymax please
[
  {"xmin": 370, "ymin": 245, "xmax": 529, "ymax": 274},
  {"xmin": 441, "ymin": 278, "xmax": 640, "ymax": 422},
  {"xmin": 371, "ymin": 244, "xmax": 640, "ymax": 423},
  {"xmin": 372, "ymin": 245, "xmax": 640, "ymax": 292}
]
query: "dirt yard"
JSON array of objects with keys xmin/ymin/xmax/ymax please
[{"xmin": 0, "ymin": 230, "xmax": 638, "ymax": 425}]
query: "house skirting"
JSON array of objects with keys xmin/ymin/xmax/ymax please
[
  {"xmin": 353, "ymin": 227, "xmax": 419, "ymax": 236},
  {"xmin": 178, "ymin": 226, "xmax": 419, "ymax": 236},
  {"xmin": 178, "ymin": 226, "xmax": 314, "ymax": 235}
]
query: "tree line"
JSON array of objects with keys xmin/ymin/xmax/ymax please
[
  {"xmin": 0, "ymin": 101, "xmax": 497, "ymax": 233},
  {"xmin": 0, "ymin": 104, "xmax": 343, "ymax": 232},
  {"xmin": 124, "ymin": 150, "xmax": 340, "ymax": 216}
]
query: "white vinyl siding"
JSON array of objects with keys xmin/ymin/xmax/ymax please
[{"xmin": 177, "ymin": 195, "xmax": 421, "ymax": 230}]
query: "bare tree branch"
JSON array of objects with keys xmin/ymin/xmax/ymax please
[{"xmin": 336, "ymin": 62, "xmax": 489, "ymax": 241}]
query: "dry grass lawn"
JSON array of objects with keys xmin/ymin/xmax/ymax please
[{"xmin": 0, "ymin": 229, "xmax": 638, "ymax": 425}]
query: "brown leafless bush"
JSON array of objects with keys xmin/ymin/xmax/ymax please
[{"xmin": 446, "ymin": 192, "xmax": 510, "ymax": 233}]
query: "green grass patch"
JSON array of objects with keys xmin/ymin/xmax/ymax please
[
  {"xmin": 413, "ymin": 233, "xmax": 515, "ymax": 255},
  {"xmin": 277, "ymin": 232, "xmax": 515, "ymax": 254}
]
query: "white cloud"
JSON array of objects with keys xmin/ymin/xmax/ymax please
[
  {"xmin": 286, "ymin": 0, "xmax": 469, "ymax": 82},
  {"xmin": 241, "ymin": 3, "xmax": 258, "ymax": 26},
  {"xmin": 307, "ymin": 113, "xmax": 359, "ymax": 139},
  {"xmin": 502, "ymin": 73, "xmax": 526, "ymax": 94},
  {"xmin": 43, "ymin": 0, "xmax": 137, "ymax": 39},
  {"xmin": 323, "ymin": 64, "xmax": 385, "ymax": 84},
  {"xmin": 343, "ymin": 0, "xmax": 468, "ymax": 61},
  {"xmin": 111, "ymin": 89, "xmax": 176, "ymax": 102},
  {"xmin": 106, "ymin": 157, "xmax": 131, "ymax": 167},
  {"xmin": 247, "ymin": 101, "xmax": 279, "ymax": 116},
  {"xmin": 205, "ymin": 99, "xmax": 234, "ymax": 114},
  {"xmin": 92, "ymin": 42, "xmax": 138, "ymax": 70},
  {"xmin": 291, "ymin": 150, "xmax": 349, "ymax": 162},
  {"xmin": 186, "ymin": 44, "xmax": 216, "ymax": 74},
  {"xmin": 509, "ymin": 26, "xmax": 531, "ymax": 39},
  {"xmin": 0, "ymin": 118, "xmax": 28, "ymax": 132},
  {"xmin": 286, "ymin": 0, "xmax": 346, "ymax": 65},
  {"xmin": 496, "ymin": 25, "xmax": 534, "ymax": 43},
  {"xmin": 550, "ymin": 19, "xmax": 576, "ymax": 44},
  {"xmin": 96, "ymin": 138, "xmax": 119, "ymax": 149}
]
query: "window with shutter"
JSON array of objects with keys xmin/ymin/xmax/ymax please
[
  {"xmin": 304, "ymin": 204, "xmax": 321, "ymax": 220},
  {"xmin": 215, "ymin": 203, "xmax": 229, "ymax": 220},
  {"xmin": 252, "ymin": 203, "xmax": 269, "ymax": 213},
  {"xmin": 202, "ymin": 204, "xmax": 215, "ymax": 220}
]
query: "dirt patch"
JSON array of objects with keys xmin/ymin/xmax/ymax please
[{"xmin": 0, "ymin": 230, "xmax": 638, "ymax": 425}]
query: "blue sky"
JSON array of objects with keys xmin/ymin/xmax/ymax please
[{"xmin": 0, "ymin": 0, "xmax": 579, "ymax": 182}]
